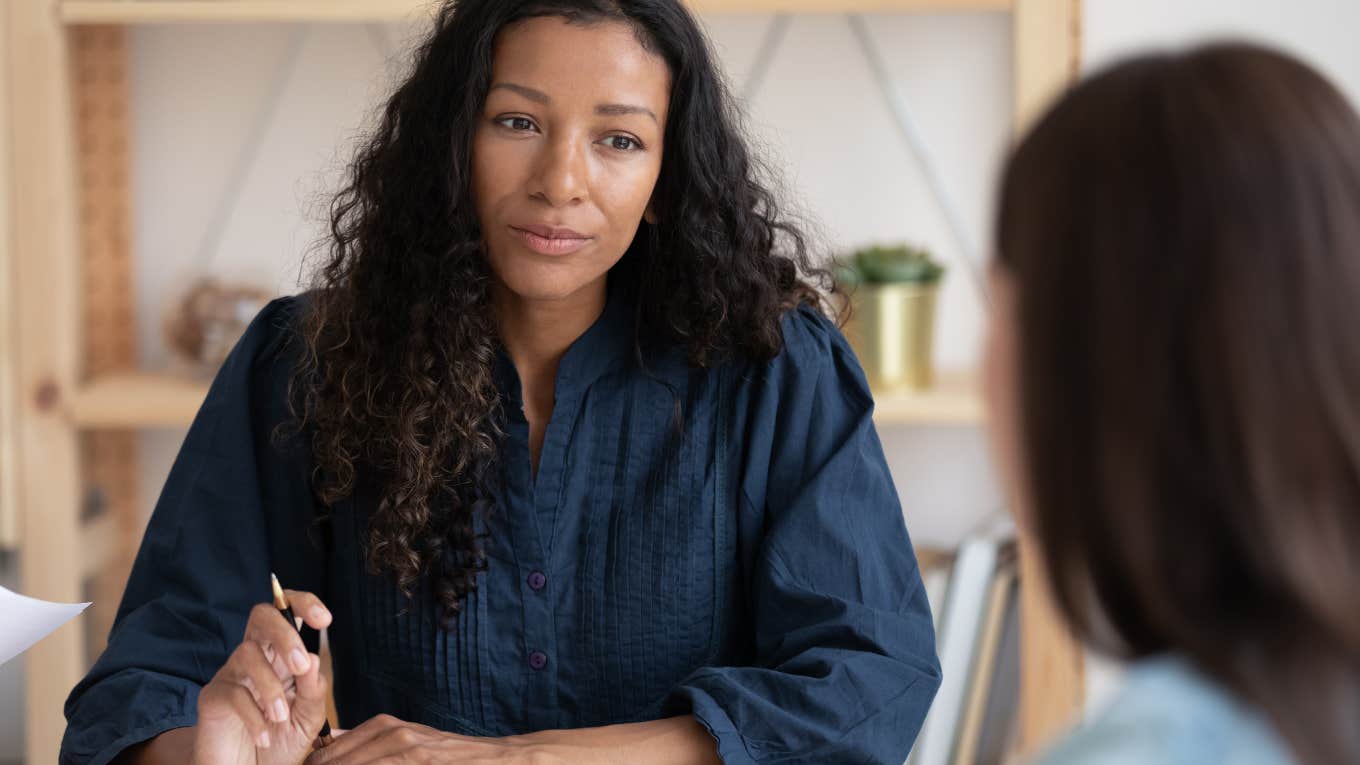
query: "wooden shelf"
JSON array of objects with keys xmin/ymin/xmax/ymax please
[
  {"xmin": 11, "ymin": 0, "xmax": 1079, "ymax": 757},
  {"xmin": 71, "ymin": 371, "xmax": 209, "ymax": 428},
  {"xmin": 873, "ymin": 369, "xmax": 983, "ymax": 425},
  {"xmin": 60, "ymin": 0, "xmax": 1012, "ymax": 24},
  {"xmin": 70, "ymin": 369, "xmax": 979, "ymax": 428}
]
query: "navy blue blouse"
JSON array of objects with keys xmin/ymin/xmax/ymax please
[{"xmin": 61, "ymin": 290, "xmax": 940, "ymax": 764}]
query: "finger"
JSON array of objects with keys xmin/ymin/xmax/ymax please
[
  {"xmin": 239, "ymin": 673, "xmax": 262, "ymax": 707},
  {"xmin": 230, "ymin": 639, "xmax": 292, "ymax": 724},
  {"xmin": 289, "ymin": 653, "xmax": 330, "ymax": 740},
  {"xmin": 310, "ymin": 723, "xmax": 424, "ymax": 765},
  {"xmin": 202, "ymin": 677, "xmax": 274, "ymax": 749},
  {"xmin": 284, "ymin": 590, "xmax": 333, "ymax": 630},
  {"xmin": 305, "ymin": 714, "xmax": 401, "ymax": 764},
  {"xmin": 244, "ymin": 603, "xmax": 311, "ymax": 676},
  {"xmin": 252, "ymin": 642, "xmax": 294, "ymax": 689}
]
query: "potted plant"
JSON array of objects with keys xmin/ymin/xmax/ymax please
[{"xmin": 836, "ymin": 244, "xmax": 945, "ymax": 391}]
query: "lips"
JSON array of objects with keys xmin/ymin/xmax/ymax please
[{"xmin": 509, "ymin": 223, "xmax": 594, "ymax": 256}]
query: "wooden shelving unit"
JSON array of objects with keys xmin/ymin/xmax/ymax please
[
  {"xmin": 68, "ymin": 370, "xmax": 982, "ymax": 429},
  {"xmin": 60, "ymin": 0, "xmax": 1014, "ymax": 24},
  {"xmin": 0, "ymin": 0, "xmax": 16, "ymax": 551},
  {"xmin": 4, "ymin": 0, "xmax": 1084, "ymax": 761},
  {"xmin": 874, "ymin": 371, "xmax": 984, "ymax": 425},
  {"xmin": 71, "ymin": 372, "xmax": 213, "ymax": 428}
]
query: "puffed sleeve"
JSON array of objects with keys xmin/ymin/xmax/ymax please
[
  {"xmin": 665, "ymin": 305, "xmax": 942, "ymax": 764},
  {"xmin": 60, "ymin": 295, "xmax": 327, "ymax": 765}
]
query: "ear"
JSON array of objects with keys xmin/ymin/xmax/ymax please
[{"xmin": 643, "ymin": 195, "xmax": 659, "ymax": 225}]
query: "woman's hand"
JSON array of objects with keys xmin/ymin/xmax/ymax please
[
  {"xmin": 302, "ymin": 715, "xmax": 561, "ymax": 765},
  {"xmin": 193, "ymin": 590, "xmax": 334, "ymax": 765}
]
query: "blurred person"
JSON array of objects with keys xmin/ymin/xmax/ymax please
[
  {"xmin": 984, "ymin": 42, "xmax": 1360, "ymax": 765},
  {"xmin": 60, "ymin": 1, "xmax": 941, "ymax": 763}
]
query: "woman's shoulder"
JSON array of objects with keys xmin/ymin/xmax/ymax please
[
  {"xmin": 710, "ymin": 301, "xmax": 881, "ymax": 439},
  {"xmin": 776, "ymin": 300, "xmax": 848, "ymax": 358},
  {"xmin": 1033, "ymin": 656, "xmax": 1296, "ymax": 765},
  {"xmin": 196, "ymin": 292, "xmax": 312, "ymax": 423},
  {"xmin": 720, "ymin": 300, "xmax": 871, "ymax": 406},
  {"xmin": 228, "ymin": 291, "xmax": 315, "ymax": 371},
  {"xmin": 753, "ymin": 301, "xmax": 861, "ymax": 378}
]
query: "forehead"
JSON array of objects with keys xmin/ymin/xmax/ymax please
[{"xmin": 488, "ymin": 16, "xmax": 671, "ymax": 112}]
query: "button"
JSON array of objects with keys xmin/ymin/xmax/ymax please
[
  {"xmin": 527, "ymin": 571, "xmax": 547, "ymax": 591},
  {"xmin": 528, "ymin": 651, "xmax": 548, "ymax": 670}
]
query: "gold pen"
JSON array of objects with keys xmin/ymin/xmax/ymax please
[{"xmin": 271, "ymin": 573, "xmax": 334, "ymax": 749}]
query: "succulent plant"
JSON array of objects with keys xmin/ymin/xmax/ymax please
[{"xmin": 838, "ymin": 244, "xmax": 944, "ymax": 285}]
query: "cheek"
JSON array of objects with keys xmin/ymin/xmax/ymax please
[
  {"xmin": 470, "ymin": 131, "xmax": 521, "ymax": 211},
  {"xmin": 596, "ymin": 160, "xmax": 661, "ymax": 234},
  {"xmin": 469, "ymin": 136, "xmax": 494, "ymax": 213},
  {"xmin": 982, "ymin": 307, "xmax": 1028, "ymax": 518}
]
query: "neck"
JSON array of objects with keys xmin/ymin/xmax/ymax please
[{"xmin": 494, "ymin": 278, "xmax": 608, "ymax": 398}]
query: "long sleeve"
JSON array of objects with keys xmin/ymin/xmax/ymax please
[
  {"xmin": 60, "ymin": 296, "xmax": 326, "ymax": 765},
  {"xmin": 665, "ymin": 306, "xmax": 942, "ymax": 764}
]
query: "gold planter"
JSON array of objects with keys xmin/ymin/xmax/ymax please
[{"xmin": 845, "ymin": 282, "xmax": 940, "ymax": 391}]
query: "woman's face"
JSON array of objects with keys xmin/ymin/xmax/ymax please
[
  {"xmin": 981, "ymin": 265, "xmax": 1029, "ymax": 525},
  {"xmin": 472, "ymin": 16, "xmax": 671, "ymax": 304}
]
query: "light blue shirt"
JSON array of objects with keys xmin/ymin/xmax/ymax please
[{"xmin": 1035, "ymin": 656, "xmax": 1295, "ymax": 765}]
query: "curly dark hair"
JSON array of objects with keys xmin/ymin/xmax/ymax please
[{"xmin": 286, "ymin": 0, "xmax": 831, "ymax": 625}]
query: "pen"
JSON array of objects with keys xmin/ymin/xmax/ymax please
[{"xmin": 271, "ymin": 573, "xmax": 334, "ymax": 749}]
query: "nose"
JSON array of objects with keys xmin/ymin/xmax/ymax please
[{"xmin": 530, "ymin": 133, "xmax": 588, "ymax": 208}]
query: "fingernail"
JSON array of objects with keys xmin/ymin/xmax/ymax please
[
  {"xmin": 257, "ymin": 730, "xmax": 272, "ymax": 749},
  {"xmin": 291, "ymin": 648, "xmax": 309, "ymax": 673},
  {"xmin": 272, "ymin": 697, "xmax": 290, "ymax": 723},
  {"xmin": 310, "ymin": 606, "xmax": 330, "ymax": 624}
]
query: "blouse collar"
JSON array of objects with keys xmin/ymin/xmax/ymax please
[{"xmin": 493, "ymin": 281, "xmax": 636, "ymax": 407}]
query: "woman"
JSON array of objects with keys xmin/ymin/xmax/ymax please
[
  {"xmin": 61, "ymin": 1, "xmax": 940, "ymax": 763},
  {"xmin": 984, "ymin": 43, "xmax": 1360, "ymax": 765}
]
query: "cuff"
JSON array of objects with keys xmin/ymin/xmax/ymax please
[{"xmin": 664, "ymin": 683, "xmax": 757, "ymax": 765}]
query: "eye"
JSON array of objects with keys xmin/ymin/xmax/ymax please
[
  {"xmin": 496, "ymin": 116, "xmax": 538, "ymax": 133},
  {"xmin": 602, "ymin": 135, "xmax": 643, "ymax": 152}
]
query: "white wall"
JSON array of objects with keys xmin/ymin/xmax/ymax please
[{"xmin": 1085, "ymin": 0, "xmax": 1360, "ymax": 105}]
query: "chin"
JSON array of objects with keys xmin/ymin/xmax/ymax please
[
  {"xmin": 492, "ymin": 263, "xmax": 595, "ymax": 304},
  {"xmin": 488, "ymin": 248, "xmax": 612, "ymax": 304}
]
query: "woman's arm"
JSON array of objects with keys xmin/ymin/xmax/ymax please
[
  {"xmin": 61, "ymin": 297, "xmax": 325, "ymax": 765},
  {"xmin": 300, "ymin": 715, "xmax": 719, "ymax": 765},
  {"xmin": 114, "ymin": 727, "xmax": 195, "ymax": 765},
  {"xmin": 522, "ymin": 716, "xmax": 720, "ymax": 765},
  {"xmin": 656, "ymin": 307, "xmax": 942, "ymax": 764}
]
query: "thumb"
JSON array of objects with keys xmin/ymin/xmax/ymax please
[{"xmin": 290, "ymin": 653, "xmax": 330, "ymax": 737}]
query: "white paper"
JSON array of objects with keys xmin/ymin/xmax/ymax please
[{"xmin": 0, "ymin": 585, "xmax": 91, "ymax": 666}]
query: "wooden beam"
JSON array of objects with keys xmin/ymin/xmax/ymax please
[
  {"xmin": 11, "ymin": 0, "xmax": 87, "ymax": 761},
  {"xmin": 1012, "ymin": 0, "xmax": 1085, "ymax": 756},
  {"xmin": 0, "ymin": 0, "xmax": 18, "ymax": 550},
  {"xmin": 1016, "ymin": 533, "xmax": 1086, "ymax": 755},
  {"xmin": 79, "ymin": 513, "xmax": 121, "ymax": 578},
  {"xmin": 1013, "ymin": 0, "xmax": 1080, "ymax": 133},
  {"xmin": 60, "ymin": 0, "xmax": 1013, "ymax": 25},
  {"xmin": 73, "ymin": 23, "xmax": 141, "ymax": 662}
]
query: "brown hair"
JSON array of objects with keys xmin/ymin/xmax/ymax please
[{"xmin": 996, "ymin": 42, "xmax": 1360, "ymax": 763}]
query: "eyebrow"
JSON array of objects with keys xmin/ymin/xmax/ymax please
[
  {"xmin": 595, "ymin": 103, "xmax": 657, "ymax": 123},
  {"xmin": 489, "ymin": 82, "xmax": 658, "ymax": 124}
]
